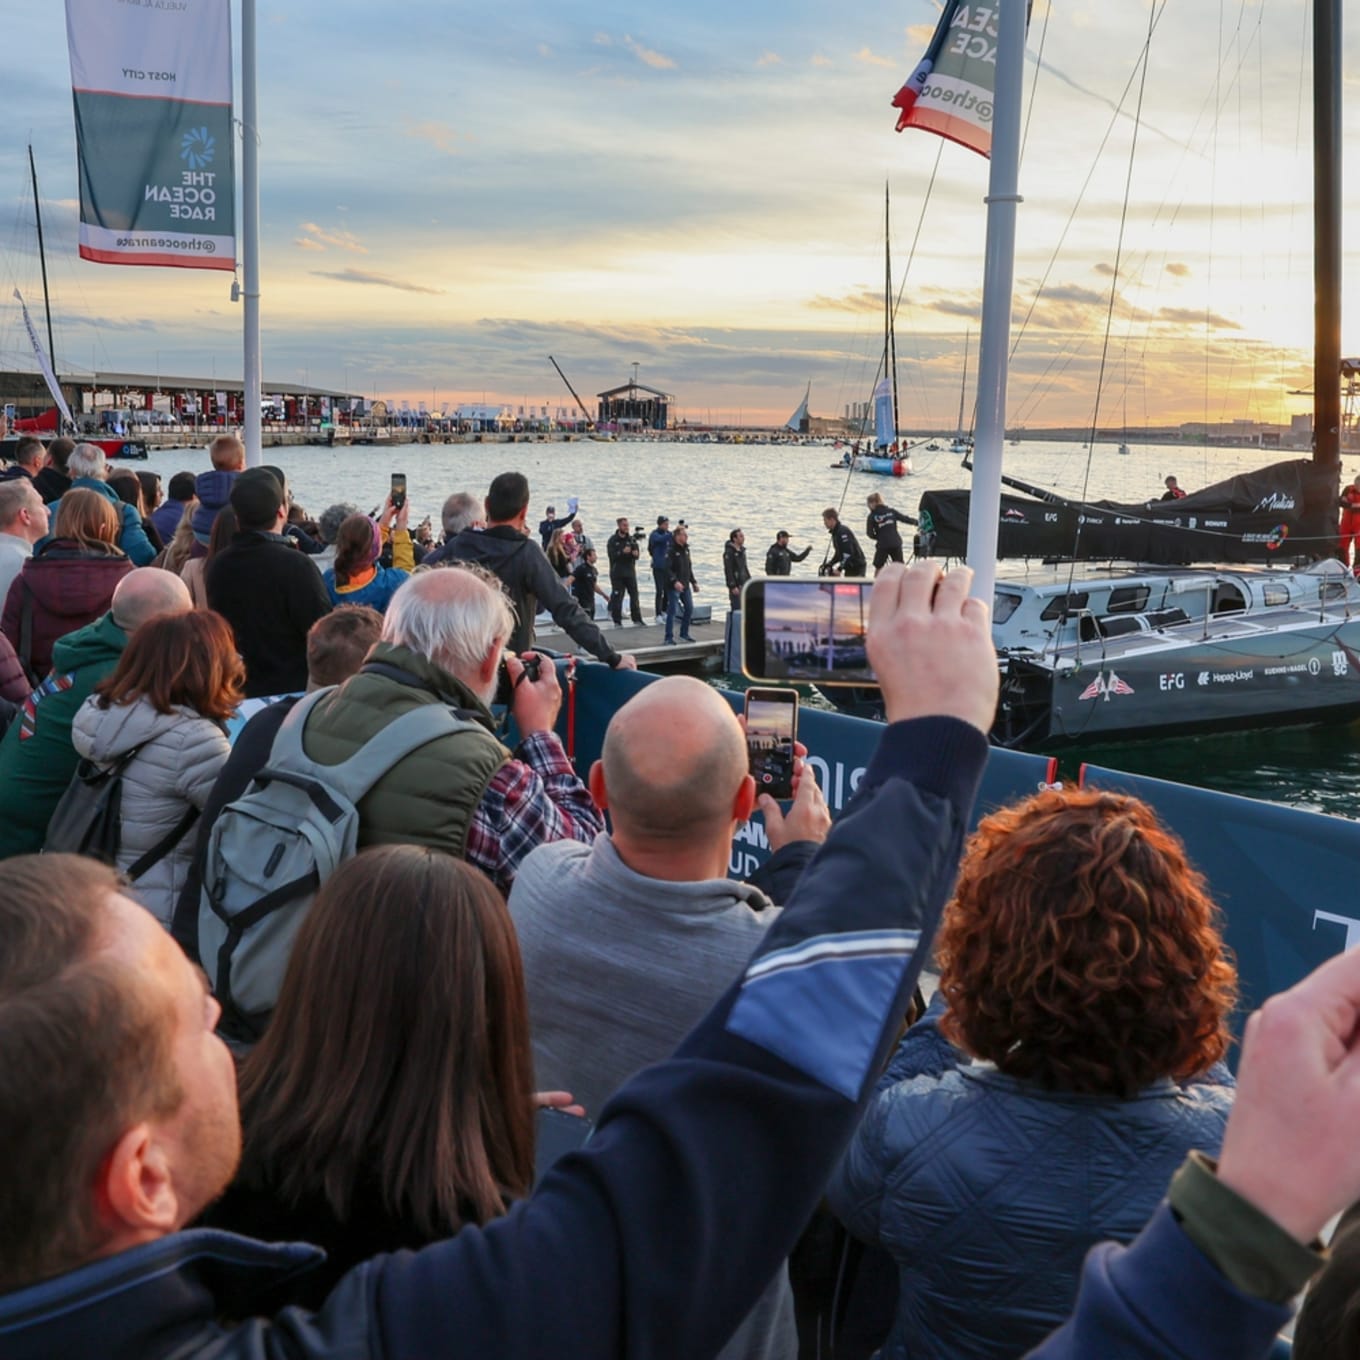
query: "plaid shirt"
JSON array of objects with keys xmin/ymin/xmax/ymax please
[{"xmin": 466, "ymin": 731, "xmax": 603, "ymax": 894}]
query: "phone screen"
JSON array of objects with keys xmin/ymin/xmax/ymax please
[
  {"xmin": 742, "ymin": 579, "xmax": 876, "ymax": 685},
  {"xmin": 744, "ymin": 688, "xmax": 798, "ymax": 800},
  {"xmin": 390, "ymin": 472, "xmax": 407, "ymax": 510}
]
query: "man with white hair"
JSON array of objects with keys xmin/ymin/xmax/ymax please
[
  {"xmin": 298, "ymin": 565, "xmax": 602, "ymax": 893},
  {"xmin": 0, "ymin": 478, "xmax": 49, "ymax": 607},
  {"xmin": 422, "ymin": 490, "xmax": 482, "ymax": 565},
  {"xmin": 44, "ymin": 442, "xmax": 156, "ymax": 564}
]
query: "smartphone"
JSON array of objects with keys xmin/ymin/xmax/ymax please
[
  {"xmin": 741, "ymin": 578, "xmax": 876, "ymax": 686},
  {"xmin": 744, "ymin": 687, "xmax": 798, "ymax": 801},
  {"xmin": 390, "ymin": 472, "xmax": 407, "ymax": 511}
]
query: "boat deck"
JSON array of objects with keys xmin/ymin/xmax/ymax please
[{"xmin": 536, "ymin": 616, "xmax": 729, "ymax": 671}]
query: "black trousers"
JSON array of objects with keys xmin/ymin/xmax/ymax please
[
  {"xmin": 609, "ymin": 572, "xmax": 643, "ymax": 624},
  {"xmin": 872, "ymin": 540, "xmax": 904, "ymax": 571},
  {"xmin": 652, "ymin": 567, "xmax": 668, "ymax": 617}
]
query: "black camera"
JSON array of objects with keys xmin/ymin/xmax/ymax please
[
  {"xmin": 493, "ymin": 653, "xmax": 542, "ymax": 707},
  {"xmin": 631, "ymin": 527, "xmax": 647, "ymax": 540}
]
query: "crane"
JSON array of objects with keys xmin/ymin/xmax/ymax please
[{"xmin": 548, "ymin": 355, "xmax": 594, "ymax": 429}]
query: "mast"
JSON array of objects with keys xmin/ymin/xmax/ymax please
[
  {"xmin": 241, "ymin": 0, "xmax": 262, "ymax": 467},
  {"xmin": 1313, "ymin": 0, "xmax": 1341, "ymax": 470},
  {"xmin": 956, "ymin": 328, "xmax": 970, "ymax": 438},
  {"xmin": 27, "ymin": 146, "xmax": 57, "ymax": 380},
  {"xmin": 885, "ymin": 184, "xmax": 900, "ymax": 442},
  {"xmin": 964, "ymin": 0, "xmax": 1026, "ymax": 606}
]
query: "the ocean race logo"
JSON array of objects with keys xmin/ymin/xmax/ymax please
[{"xmin": 179, "ymin": 126, "xmax": 216, "ymax": 170}]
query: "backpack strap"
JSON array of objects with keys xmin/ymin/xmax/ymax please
[{"xmin": 126, "ymin": 804, "xmax": 200, "ymax": 881}]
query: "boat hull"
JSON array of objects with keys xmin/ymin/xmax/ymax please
[{"xmin": 851, "ymin": 456, "xmax": 907, "ymax": 477}]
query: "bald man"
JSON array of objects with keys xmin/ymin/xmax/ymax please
[
  {"xmin": 0, "ymin": 567, "xmax": 192, "ymax": 859},
  {"xmin": 508, "ymin": 675, "xmax": 830, "ymax": 1360}
]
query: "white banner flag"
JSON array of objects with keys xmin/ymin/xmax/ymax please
[{"xmin": 13, "ymin": 289, "xmax": 75, "ymax": 427}]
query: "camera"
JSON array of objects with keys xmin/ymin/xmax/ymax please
[
  {"xmin": 493, "ymin": 653, "xmax": 542, "ymax": 708},
  {"xmin": 631, "ymin": 528, "xmax": 647, "ymax": 540}
]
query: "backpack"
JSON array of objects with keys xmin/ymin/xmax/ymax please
[
  {"xmin": 45, "ymin": 742, "xmax": 199, "ymax": 879},
  {"xmin": 198, "ymin": 687, "xmax": 480, "ymax": 1041}
]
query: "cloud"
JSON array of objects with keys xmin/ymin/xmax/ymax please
[
  {"xmin": 808, "ymin": 288, "xmax": 881, "ymax": 314},
  {"xmin": 756, "ymin": 51, "xmax": 782, "ymax": 68},
  {"xmin": 623, "ymin": 35, "xmax": 676, "ymax": 70},
  {"xmin": 310, "ymin": 269, "xmax": 444, "ymax": 295},
  {"xmin": 1156, "ymin": 306, "xmax": 1241, "ymax": 331},
  {"xmin": 538, "ymin": 42, "xmax": 553, "ymax": 57},
  {"xmin": 810, "ymin": 53, "xmax": 833, "ymax": 68},
  {"xmin": 906, "ymin": 21, "xmax": 937, "ymax": 46},
  {"xmin": 1165, "ymin": 262, "xmax": 1191, "ymax": 278},
  {"xmin": 593, "ymin": 32, "xmax": 611, "ymax": 45},
  {"xmin": 297, "ymin": 222, "xmax": 369, "ymax": 254},
  {"xmin": 404, "ymin": 120, "xmax": 461, "ymax": 156},
  {"xmin": 854, "ymin": 47, "xmax": 896, "ymax": 69},
  {"xmin": 294, "ymin": 238, "xmax": 325, "ymax": 252}
]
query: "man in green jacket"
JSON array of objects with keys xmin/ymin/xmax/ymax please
[{"xmin": 0, "ymin": 568, "xmax": 191, "ymax": 859}]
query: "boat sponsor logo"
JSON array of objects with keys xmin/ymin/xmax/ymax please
[
  {"xmin": 1078, "ymin": 670, "xmax": 1134, "ymax": 702},
  {"xmin": 1115, "ymin": 517, "xmax": 1141, "ymax": 527},
  {"xmin": 1309, "ymin": 656, "xmax": 1322, "ymax": 676},
  {"xmin": 1159, "ymin": 673, "xmax": 1184, "ymax": 690},
  {"xmin": 1197, "ymin": 669, "xmax": 1254, "ymax": 686},
  {"xmin": 1002, "ymin": 508, "xmax": 1028, "ymax": 522},
  {"xmin": 1252, "ymin": 492, "xmax": 1297, "ymax": 512},
  {"xmin": 1204, "ymin": 519, "xmax": 1228, "ymax": 528},
  {"xmin": 1333, "ymin": 650, "xmax": 1350, "ymax": 677},
  {"xmin": 1240, "ymin": 524, "xmax": 1290, "ymax": 550},
  {"xmin": 1264, "ymin": 660, "xmax": 1319, "ymax": 677},
  {"xmin": 1043, "ymin": 512, "xmax": 1059, "ymax": 522},
  {"xmin": 1187, "ymin": 517, "xmax": 1197, "ymax": 529}
]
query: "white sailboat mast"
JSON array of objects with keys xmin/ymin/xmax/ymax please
[
  {"xmin": 241, "ymin": 0, "xmax": 262, "ymax": 467},
  {"xmin": 965, "ymin": 0, "xmax": 1026, "ymax": 606}
]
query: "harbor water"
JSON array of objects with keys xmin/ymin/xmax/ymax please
[{"xmin": 135, "ymin": 437, "xmax": 1360, "ymax": 819}]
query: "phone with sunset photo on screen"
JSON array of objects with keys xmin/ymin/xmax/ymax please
[
  {"xmin": 740, "ymin": 578, "xmax": 877, "ymax": 686},
  {"xmin": 390, "ymin": 472, "xmax": 407, "ymax": 511},
  {"xmin": 743, "ymin": 687, "xmax": 798, "ymax": 801}
]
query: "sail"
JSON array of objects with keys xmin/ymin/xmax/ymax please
[
  {"xmin": 918, "ymin": 459, "xmax": 1338, "ymax": 565},
  {"xmin": 785, "ymin": 384, "xmax": 810, "ymax": 433},
  {"xmin": 873, "ymin": 377, "xmax": 895, "ymax": 449},
  {"xmin": 12, "ymin": 289, "xmax": 74, "ymax": 428}
]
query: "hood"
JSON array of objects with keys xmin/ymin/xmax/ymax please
[
  {"xmin": 69, "ymin": 477, "xmax": 121, "ymax": 507},
  {"xmin": 19, "ymin": 549, "xmax": 130, "ymax": 620},
  {"xmin": 446, "ymin": 524, "xmax": 529, "ymax": 567},
  {"xmin": 192, "ymin": 470, "xmax": 238, "ymax": 538},
  {"xmin": 50, "ymin": 611, "xmax": 127, "ymax": 674},
  {"xmin": 72, "ymin": 693, "xmax": 201, "ymax": 763}
]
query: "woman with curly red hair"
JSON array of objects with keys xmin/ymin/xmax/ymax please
[{"xmin": 827, "ymin": 787, "xmax": 1237, "ymax": 1360}]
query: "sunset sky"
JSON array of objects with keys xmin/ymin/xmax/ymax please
[{"xmin": 2, "ymin": 0, "xmax": 1357, "ymax": 427}]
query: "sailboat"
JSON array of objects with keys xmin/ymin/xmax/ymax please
[
  {"xmin": 915, "ymin": 0, "xmax": 1360, "ymax": 749},
  {"xmin": 947, "ymin": 328, "xmax": 973, "ymax": 455},
  {"xmin": 784, "ymin": 382, "xmax": 811, "ymax": 435}
]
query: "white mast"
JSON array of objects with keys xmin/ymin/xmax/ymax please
[
  {"xmin": 964, "ymin": 0, "xmax": 1026, "ymax": 605},
  {"xmin": 241, "ymin": 0, "xmax": 262, "ymax": 467}
]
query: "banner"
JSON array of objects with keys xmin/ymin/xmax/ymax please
[
  {"xmin": 65, "ymin": 0, "xmax": 235, "ymax": 270},
  {"xmin": 892, "ymin": 1, "xmax": 1021, "ymax": 158},
  {"xmin": 13, "ymin": 290, "xmax": 76, "ymax": 427}
]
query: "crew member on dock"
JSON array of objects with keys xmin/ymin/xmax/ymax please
[
  {"xmin": 764, "ymin": 530, "xmax": 811, "ymax": 576},
  {"xmin": 538, "ymin": 499, "xmax": 578, "ymax": 549},
  {"xmin": 723, "ymin": 529, "xmax": 750, "ymax": 609},
  {"xmin": 1160, "ymin": 476, "xmax": 1187, "ymax": 501},
  {"xmin": 606, "ymin": 518, "xmax": 645, "ymax": 626},
  {"xmin": 821, "ymin": 507, "xmax": 866, "ymax": 578},
  {"xmin": 865, "ymin": 492, "xmax": 917, "ymax": 572},
  {"xmin": 648, "ymin": 516, "xmax": 673, "ymax": 618}
]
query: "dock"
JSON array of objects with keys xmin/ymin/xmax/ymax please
[{"xmin": 536, "ymin": 616, "xmax": 730, "ymax": 672}]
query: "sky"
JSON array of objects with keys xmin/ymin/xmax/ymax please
[{"xmin": 2, "ymin": 0, "xmax": 1358, "ymax": 428}]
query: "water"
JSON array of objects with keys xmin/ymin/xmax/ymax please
[{"xmin": 132, "ymin": 436, "xmax": 1360, "ymax": 819}]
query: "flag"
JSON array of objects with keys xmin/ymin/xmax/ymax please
[
  {"xmin": 13, "ymin": 290, "xmax": 75, "ymax": 427},
  {"xmin": 893, "ymin": 0, "xmax": 1023, "ymax": 159},
  {"xmin": 65, "ymin": 0, "xmax": 235, "ymax": 269}
]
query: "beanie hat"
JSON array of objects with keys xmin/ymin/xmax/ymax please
[
  {"xmin": 230, "ymin": 467, "xmax": 285, "ymax": 531},
  {"xmin": 191, "ymin": 469, "xmax": 239, "ymax": 542}
]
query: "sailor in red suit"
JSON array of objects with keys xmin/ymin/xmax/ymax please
[{"xmin": 1339, "ymin": 474, "xmax": 1360, "ymax": 567}]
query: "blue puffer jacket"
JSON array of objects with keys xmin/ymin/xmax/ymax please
[{"xmin": 827, "ymin": 999, "xmax": 1235, "ymax": 1360}]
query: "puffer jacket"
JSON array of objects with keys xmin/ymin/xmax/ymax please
[
  {"xmin": 0, "ymin": 541, "xmax": 133, "ymax": 682},
  {"xmin": 0, "ymin": 631, "xmax": 29, "ymax": 704},
  {"xmin": 827, "ymin": 1000, "xmax": 1235, "ymax": 1360},
  {"xmin": 71, "ymin": 695, "xmax": 229, "ymax": 926}
]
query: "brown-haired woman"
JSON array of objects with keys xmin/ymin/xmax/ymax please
[
  {"xmin": 827, "ymin": 788, "xmax": 1237, "ymax": 1360},
  {"xmin": 70, "ymin": 609, "xmax": 241, "ymax": 926},
  {"xmin": 202, "ymin": 844, "xmax": 538, "ymax": 1306},
  {"xmin": 180, "ymin": 502, "xmax": 236, "ymax": 609},
  {"xmin": 0, "ymin": 487, "xmax": 132, "ymax": 682},
  {"xmin": 321, "ymin": 500, "xmax": 412, "ymax": 611},
  {"xmin": 108, "ymin": 467, "xmax": 165, "ymax": 554}
]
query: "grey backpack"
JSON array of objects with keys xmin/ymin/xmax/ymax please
[{"xmin": 198, "ymin": 688, "xmax": 478, "ymax": 1041}]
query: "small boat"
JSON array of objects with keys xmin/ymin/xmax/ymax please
[{"xmin": 1117, "ymin": 442, "xmax": 1132, "ymax": 456}]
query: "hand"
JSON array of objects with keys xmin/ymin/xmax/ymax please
[
  {"xmin": 378, "ymin": 496, "xmax": 396, "ymax": 530},
  {"xmin": 615, "ymin": 653, "xmax": 638, "ymax": 670},
  {"xmin": 508, "ymin": 651, "xmax": 562, "ymax": 735},
  {"xmin": 693, "ymin": 583, "xmax": 700, "ymax": 593},
  {"xmin": 866, "ymin": 561, "xmax": 997, "ymax": 732},
  {"xmin": 535, "ymin": 1089, "xmax": 587, "ymax": 1119},
  {"xmin": 759, "ymin": 746, "xmax": 831, "ymax": 852},
  {"xmin": 1216, "ymin": 944, "xmax": 1360, "ymax": 1244},
  {"xmin": 395, "ymin": 499, "xmax": 410, "ymax": 532}
]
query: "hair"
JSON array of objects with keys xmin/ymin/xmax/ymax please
[
  {"xmin": 1294, "ymin": 1213, "xmax": 1360, "ymax": 1359},
  {"xmin": 441, "ymin": 491, "xmax": 479, "ymax": 538},
  {"xmin": 822, "ymin": 506, "xmax": 839, "ymax": 522},
  {"xmin": 106, "ymin": 469, "xmax": 145, "ymax": 517},
  {"xmin": 236, "ymin": 846, "xmax": 535, "ymax": 1238},
  {"xmin": 0, "ymin": 478, "xmax": 39, "ymax": 530},
  {"xmin": 0, "ymin": 856, "xmax": 182, "ymax": 1292},
  {"xmin": 728, "ymin": 528, "xmax": 742, "ymax": 541},
  {"xmin": 485, "ymin": 471, "xmax": 530, "ymax": 523},
  {"xmin": 67, "ymin": 443, "xmax": 108, "ymax": 481},
  {"xmin": 206, "ymin": 502, "xmax": 238, "ymax": 561},
  {"xmin": 135, "ymin": 470, "xmax": 162, "ymax": 510},
  {"xmin": 46, "ymin": 437, "xmax": 75, "ymax": 472},
  {"xmin": 383, "ymin": 567, "xmax": 513, "ymax": 677},
  {"xmin": 866, "ymin": 492, "xmax": 883, "ymax": 507},
  {"xmin": 333, "ymin": 513, "xmax": 380, "ymax": 586},
  {"xmin": 168, "ymin": 470, "xmax": 197, "ymax": 502},
  {"xmin": 53, "ymin": 487, "xmax": 121, "ymax": 550},
  {"xmin": 13, "ymin": 436, "xmax": 44, "ymax": 470},
  {"xmin": 209, "ymin": 434, "xmax": 246, "ymax": 471},
  {"xmin": 546, "ymin": 528, "xmax": 570, "ymax": 575},
  {"xmin": 936, "ymin": 788, "xmax": 1237, "ymax": 1098},
  {"xmin": 616, "ymin": 517, "xmax": 628, "ymax": 528},
  {"xmin": 162, "ymin": 500, "xmax": 199, "ymax": 573},
  {"xmin": 318, "ymin": 502, "xmax": 359, "ymax": 544},
  {"xmin": 95, "ymin": 609, "xmax": 244, "ymax": 722},
  {"xmin": 306, "ymin": 605, "xmax": 383, "ymax": 687}
]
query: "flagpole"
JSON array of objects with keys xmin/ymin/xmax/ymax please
[
  {"xmin": 241, "ymin": 0, "xmax": 262, "ymax": 467},
  {"xmin": 965, "ymin": 0, "xmax": 1026, "ymax": 606}
]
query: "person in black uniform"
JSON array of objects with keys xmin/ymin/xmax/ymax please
[
  {"xmin": 607, "ymin": 517, "xmax": 644, "ymax": 625},
  {"xmin": 571, "ymin": 547, "xmax": 608, "ymax": 617},
  {"xmin": 821, "ymin": 507, "xmax": 866, "ymax": 577},
  {"xmin": 765, "ymin": 530, "xmax": 811, "ymax": 576},
  {"xmin": 865, "ymin": 492, "xmax": 917, "ymax": 572},
  {"xmin": 723, "ymin": 529, "xmax": 751, "ymax": 608}
]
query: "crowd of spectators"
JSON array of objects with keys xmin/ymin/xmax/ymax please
[{"xmin": 3, "ymin": 438, "xmax": 1360, "ymax": 1360}]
